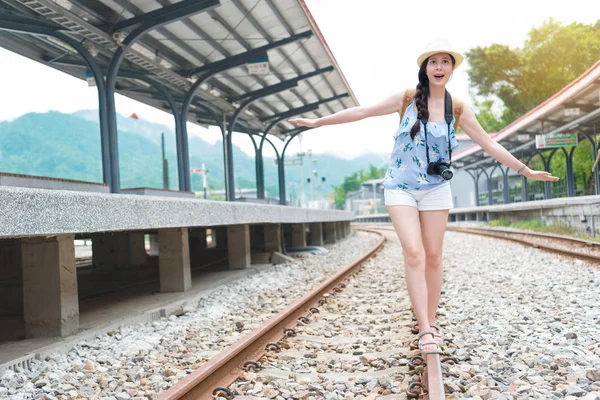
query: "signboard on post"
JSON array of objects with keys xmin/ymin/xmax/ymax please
[
  {"xmin": 85, "ymin": 70, "xmax": 96, "ymax": 87},
  {"xmin": 535, "ymin": 133, "xmax": 578, "ymax": 149},
  {"xmin": 247, "ymin": 55, "xmax": 269, "ymax": 75},
  {"xmin": 283, "ymin": 158, "xmax": 303, "ymax": 166},
  {"xmin": 564, "ymin": 107, "xmax": 581, "ymax": 117}
]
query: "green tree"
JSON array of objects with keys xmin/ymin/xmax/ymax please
[
  {"xmin": 469, "ymin": 98, "xmax": 506, "ymax": 133},
  {"xmin": 467, "ymin": 19, "xmax": 600, "ymax": 131},
  {"xmin": 332, "ymin": 164, "xmax": 385, "ymax": 209}
]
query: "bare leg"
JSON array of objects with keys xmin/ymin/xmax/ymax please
[
  {"xmin": 387, "ymin": 205, "xmax": 436, "ymax": 351},
  {"xmin": 420, "ymin": 209, "xmax": 449, "ymax": 339}
]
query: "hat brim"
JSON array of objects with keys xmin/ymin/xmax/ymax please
[{"xmin": 417, "ymin": 50, "xmax": 464, "ymax": 69}]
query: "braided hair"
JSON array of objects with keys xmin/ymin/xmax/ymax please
[{"xmin": 409, "ymin": 55, "xmax": 456, "ymax": 140}]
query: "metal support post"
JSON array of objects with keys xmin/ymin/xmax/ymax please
[
  {"xmin": 180, "ymin": 31, "xmax": 317, "ymax": 196},
  {"xmin": 255, "ymin": 94, "xmax": 347, "ymax": 199},
  {"xmin": 466, "ymin": 170, "xmax": 479, "ymax": 207},
  {"xmin": 0, "ymin": 17, "xmax": 111, "ymax": 187},
  {"xmin": 279, "ymin": 129, "xmax": 309, "ymax": 205},
  {"xmin": 120, "ymin": 72, "xmax": 186, "ymax": 190},
  {"xmin": 521, "ymin": 175, "xmax": 529, "ymax": 202},
  {"xmin": 543, "ymin": 151, "xmax": 553, "ymax": 200},
  {"xmin": 565, "ymin": 148, "xmax": 576, "ymax": 197},
  {"xmin": 104, "ymin": 0, "xmax": 219, "ymax": 192},
  {"xmin": 502, "ymin": 166, "xmax": 510, "ymax": 204}
]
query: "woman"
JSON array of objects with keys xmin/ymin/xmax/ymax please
[{"xmin": 289, "ymin": 40, "xmax": 558, "ymax": 353}]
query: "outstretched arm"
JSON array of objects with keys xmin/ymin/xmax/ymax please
[
  {"xmin": 460, "ymin": 103, "xmax": 559, "ymax": 182},
  {"xmin": 288, "ymin": 92, "xmax": 405, "ymax": 128}
]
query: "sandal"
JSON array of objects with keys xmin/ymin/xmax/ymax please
[
  {"xmin": 417, "ymin": 330, "xmax": 443, "ymax": 354},
  {"xmin": 429, "ymin": 322, "xmax": 444, "ymax": 343}
]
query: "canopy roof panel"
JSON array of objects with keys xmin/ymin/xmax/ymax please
[
  {"xmin": 454, "ymin": 61, "xmax": 600, "ymax": 170},
  {"xmin": 0, "ymin": 0, "xmax": 359, "ymax": 138}
]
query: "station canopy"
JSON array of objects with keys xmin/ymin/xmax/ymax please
[
  {"xmin": 454, "ymin": 60, "xmax": 600, "ymax": 170},
  {"xmin": 0, "ymin": 0, "xmax": 359, "ymax": 138}
]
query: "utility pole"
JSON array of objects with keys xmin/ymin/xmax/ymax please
[
  {"xmin": 283, "ymin": 135, "xmax": 316, "ymax": 208},
  {"xmin": 201, "ymin": 163, "xmax": 208, "ymax": 199},
  {"xmin": 190, "ymin": 165, "xmax": 209, "ymax": 199},
  {"xmin": 161, "ymin": 133, "xmax": 169, "ymax": 189},
  {"xmin": 311, "ymin": 159, "xmax": 319, "ymax": 202}
]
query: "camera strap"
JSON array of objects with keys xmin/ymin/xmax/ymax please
[{"xmin": 421, "ymin": 90, "xmax": 453, "ymax": 166}]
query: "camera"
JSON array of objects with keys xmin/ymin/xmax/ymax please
[{"xmin": 427, "ymin": 161, "xmax": 453, "ymax": 180}]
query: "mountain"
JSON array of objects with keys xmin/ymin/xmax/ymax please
[{"xmin": 0, "ymin": 111, "xmax": 387, "ymax": 199}]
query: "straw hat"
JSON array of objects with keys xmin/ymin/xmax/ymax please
[{"xmin": 417, "ymin": 40, "xmax": 464, "ymax": 69}]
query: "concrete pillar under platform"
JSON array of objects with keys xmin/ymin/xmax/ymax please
[
  {"xmin": 345, "ymin": 221, "xmax": 352, "ymax": 236},
  {"xmin": 324, "ymin": 222, "xmax": 337, "ymax": 245},
  {"xmin": 264, "ymin": 224, "xmax": 282, "ymax": 253},
  {"xmin": 0, "ymin": 239, "xmax": 23, "ymax": 318},
  {"xmin": 91, "ymin": 232, "xmax": 147, "ymax": 269},
  {"xmin": 291, "ymin": 223, "xmax": 307, "ymax": 248},
  {"xmin": 309, "ymin": 223, "xmax": 324, "ymax": 246},
  {"xmin": 158, "ymin": 228, "xmax": 191, "ymax": 292},
  {"xmin": 228, "ymin": 225, "xmax": 251, "ymax": 269},
  {"xmin": 22, "ymin": 235, "xmax": 78, "ymax": 337}
]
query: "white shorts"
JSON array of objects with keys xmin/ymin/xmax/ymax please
[{"xmin": 384, "ymin": 183, "xmax": 453, "ymax": 211}]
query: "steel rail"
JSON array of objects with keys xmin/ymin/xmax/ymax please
[
  {"xmin": 361, "ymin": 224, "xmax": 600, "ymax": 263},
  {"xmin": 449, "ymin": 226, "xmax": 600, "ymax": 247},
  {"xmin": 355, "ymin": 225, "xmax": 451, "ymax": 399},
  {"xmin": 362, "ymin": 222, "xmax": 600, "ymax": 398},
  {"xmin": 424, "ymin": 354, "xmax": 445, "ymax": 400},
  {"xmin": 446, "ymin": 227, "xmax": 600, "ymax": 263},
  {"xmin": 158, "ymin": 228, "xmax": 385, "ymax": 400}
]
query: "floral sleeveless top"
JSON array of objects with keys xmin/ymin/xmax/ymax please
[{"xmin": 382, "ymin": 100, "xmax": 459, "ymax": 191}]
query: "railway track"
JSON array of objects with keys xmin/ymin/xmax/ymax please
[
  {"xmin": 365, "ymin": 224, "xmax": 600, "ymax": 264},
  {"xmin": 445, "ymin": 226, "xmax": 600, "ymax": 264},
  {"xmin": 158, "ymin": 228, "xmax": 457, "ymax": 400}
]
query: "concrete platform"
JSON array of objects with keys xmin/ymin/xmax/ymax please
[
  {"xmin": 0, "ymin": 172, "xmax": 109, "ymax": 193},
  {"xmin": 121, "ymin": 187, "xmax": 196, "ymax": 199},
  {"xmin": 448, "ymin": 194, "xmax": 600, "ymax": 234},
  {"xmin": 0, "ymin": 263, "xmax": 271, "ymax": 372},
  {"xmin": 0, "ymin": 186, "xmax": 353, "ymax": 238},
  {"xmin": 355, "ymin": 194, "xmax": 600, "ymax": 234},
  {"xmin": 450, "ymin": 193, "xmax": 600, "ymax": 214},
  {"xmin": 0, "ymin": 185, "xmax": 353, "ymax": 343}
]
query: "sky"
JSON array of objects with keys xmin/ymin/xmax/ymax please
[{"xmin": 0, "ymin": 0, "xmax": 598, "ymax": 160}]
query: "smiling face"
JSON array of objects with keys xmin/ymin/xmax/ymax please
[{"xmin": 425, "ymin": 52, "xmax": 454, "ymax": 87}]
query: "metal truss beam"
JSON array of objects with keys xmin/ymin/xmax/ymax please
[
  {"xmin": 119, "ymin": 72, "xmax": 189, "ymax": 191},
  {"xmin": 223, "ymin": 67, "xmax": 332, "ymax": 201},
  {"xmin": 105, "ymin": 0, "xmax": 220, "ymax": 192},
  {"xmin": 255, "ymin": 102, "xmax": 321, "ymax": 198},
  {"xmin": 0, "ymin": 13, "xmax": 111, "ymax": 188},
  {"xmin": 230, "ymin": 0, "xmax": 334, "ymax": 117},
  {"xmin": 279, "ymin": 128, "xmax": 310, "ymax": 205},
  {"xmin": 254, "ymin": 95, "xmax": 348, "ymax": 198},
  {"xmin": 228, "ymin": 66, "xmax": 333, "ymax": 103},
  {"xmin": 232, "ymin": 80, "xmax": 298, "ymax": 105},
  {"xmin": 188, "ymin": 30, "xmax": 313, "ymax": 76},
  {"xmin": 0, "ymin": 12, "xmax": 63, "ymax": 31},
  {"xmin": 457, "ymin": 108, "xmax": 600, "ymax": 172},
  {"xmin": 260, "ymin": 93, "xmax": 349, "ymax": 122},
  {"xmin": 110, "ymin": 0, "xmax": 220, "ymax": 32}
]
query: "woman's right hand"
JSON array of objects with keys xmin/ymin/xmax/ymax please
[{"xmin": 288, "ymin": 118, "xmax": 319, "ymax": 128}]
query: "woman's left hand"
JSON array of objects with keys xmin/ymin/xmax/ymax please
[{"xmin": 524, "ymin": 169, "xmax": 560, "ymax": 181}]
